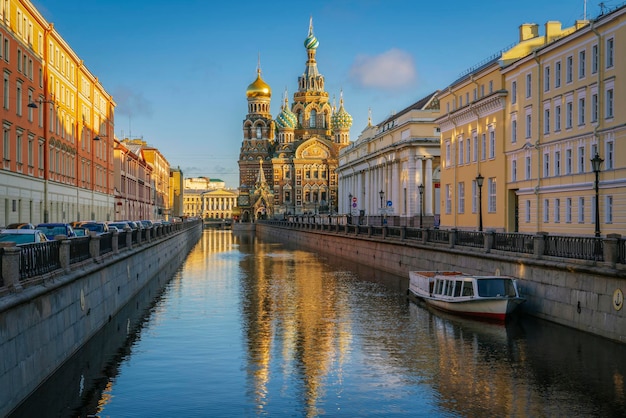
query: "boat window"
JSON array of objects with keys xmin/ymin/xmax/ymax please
[
  {"xmin": 435, "ymin": 280, "xmax": 443, "ymax": 295},
  {"xmin": 454, "ymin": 281, "xmax": 462, "ymax": 297},
  {"xmin": 477, "ymin": 279, "xmax": 517, "ymax": 297},
  {"xmin": 462, "ymin": 281, "xmax": 474, "ymax": 296}
]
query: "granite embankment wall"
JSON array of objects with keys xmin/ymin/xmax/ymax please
[
  {"xmin": 256, "ymin": 223, "xmax": 626, "ymax": 344},
  {"xmin": 0, "ymin": 223, "xmax": 202, "ymax": 416}
]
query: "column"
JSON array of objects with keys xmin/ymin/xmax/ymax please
[
  {"xmin": 426, "ymin": 157, "xmax": 433, "ymax": 216},
  {"xmin": 407, "ymin": 151, "xmax": 417, "ymax": 216},
  {"xmin": 393, "ymin": 160, "xmax": 401, "ymax": 215}
]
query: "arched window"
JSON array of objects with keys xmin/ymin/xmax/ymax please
[
  {"xmin": 256, "ymin": 126, "xmax": 262, "ymax": 139},
  {"xmin": 310, "ymin": 110, "xmax": 317, "ymax": 128}
]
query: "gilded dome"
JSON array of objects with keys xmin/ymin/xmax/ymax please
[
  {"xmin": 331, "ymin": 95, "xmax": 353, "ymax": 130},
  {"xmin": 246, "ymin": 69, "xmax": 271, "ymax": 98},
  {"xmin": 276, "ymin": 97, "xmax": 297, "ymax": 129}
]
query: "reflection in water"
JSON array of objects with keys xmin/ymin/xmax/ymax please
[{"xmin": 11, "ymin": 230, "xmax": 626, "ymax": 417}]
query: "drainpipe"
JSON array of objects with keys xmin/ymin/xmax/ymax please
[
  {"xmin": 533, "ymin": 50, "xmax": 542, "ymax": 233},
  {"xmin": 590, "ymin": 21, "xmax": 602, "ymax": 150}
]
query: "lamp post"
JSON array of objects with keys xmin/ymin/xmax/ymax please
[
  {"xmin": 379, "ymin": 190, "xmax": 385, "ymax": 225},
  {"xmin": 28, "ymin": 99, "xmax": 55, "ymax": 222},
  {"xmin": 476, "ymin": 173, "xmax": 484, "ymax": 232},
  {"xmin": 591, "ymin": 153, "xmax": 604, "ymax": 237},
  {"xmin": 418, "ymin": 183, "xmax": 424, "ymax": 228}
]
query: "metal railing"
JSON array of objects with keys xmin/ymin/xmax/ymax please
[
  {"xmin": 544, "ymin": 235, "xmax": 604, "ymax": 261},
  {"xmin": 494, "ymin": 232, "xmax": 534, "ymax": 254},
  {"xmin": 20, "ymin": 241, "xmax": 61, "ymax": 280},
  {"xmin": 70, "ymin": 236, "xmax": 91, "ymax": 264},
  {"xmin": 266, "ymin": 219, "xmax": 625, "ymax": 266}
]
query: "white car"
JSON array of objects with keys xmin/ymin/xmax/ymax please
[{"xmin": 0, "ymin": 229, "xmax": 49, "ymax": 245}]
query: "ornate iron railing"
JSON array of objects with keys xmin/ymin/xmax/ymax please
[
  {"xmin": 494, "ymin": 232, "xmax": 534, "ymax": 254},
  {"xmin": 20, "ymin": 241, "xmax": 61, "ymax": 280},
  {"xmin": 429, "ymin": 229, "xmax": 449, "ymax": 244},
  {"xmin": 70, "ymin": 236, "xmax": 91, "ymax": 264},
  {"xmin": 544, "ymin": 235, "xmax": 604, "ymax": 261},
  {"xmin": 455, "ymin": 230, "xmax": 483, "ymax": 248}
]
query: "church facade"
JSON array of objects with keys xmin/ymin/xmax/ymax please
[{"xmin": 237, "ymin": 19, "xmax": 352, "ymax": 221}]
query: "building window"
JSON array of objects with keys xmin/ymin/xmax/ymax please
[
  {"xmin": 606, "ymin": 38, "xmax": 614, "ymax": 68},
  {"xmin": 555, "ymin": 104, "xmax": 561, "ymax": 131},
  {"xmin": 543, "ymin": 153, "xmax": 550, "ymax": 177},
  {"xmin": 511, "ymin": 81, "xmax": 517, "ymax": 104},
  {"xmin": 591, "ymin": 195, "xmax": 596, "ymax": 225},
  {"xmin": 566, "ymin": 149, "xmax": 572, "ymax": 174},
  {"xmin": 606, "ymin": 141, "xmax": 614, "ymax": 170},
  {"xmin": 566, "ymin": 56, "xmax": 573, "ymax": 83},
  {"xmin": 544, "ymin": 109, "xmax": 550, "ymax": 134},
  {"xmin": 458, "ymin": 137, "xmax": 464, "ymax": 164},
  {"xmin": 525, "ymin": 200, "xmax": 531, "ymax": 223},
  {"xmin": 465, "ymin": 138, "xmax": 471, "ymax": 164},
  {"xmin": 579, "ymin": 50, "xmax": 586, "ymax": 79},
  {"xmin": 578, "ymin": 97, "xmax": 585, "ymax": 126},
  {"xmin": 473, "ymin": 135, "xmax": 478, "ymax": 162},
  {"xmin": 525, "ymin": 114, "xmax": 532, "ymax": 138},
  {"xmin": 554, "ymin": 198, "xmax": 560, "ymax": 223},
  {"xmin": 578, "ymin": 146, "xmax": 585, "ymax": 173},
  {"xmin": 489, "ymin": 130, "xmax": 495, "ymax": 159},
  {"xmin": 445, "ymin": 141, "xmax": 451, "ymax": 167},
  {"xmin": 512, "ymin": 159, "xmax": 517, "ymax": 182},
  {"xmin": 566, "ymin": 101, "xmax": 573, "ymax": 129},
  {"xmin": 445, "ymin": 184, "xmax": 451, "ymax": 214},
  {"xmin": 566, "ymin": 198, "xmax": 572, "ymax": 223},
  {"xmin": 555, "ymin": 61, "xmax": 561, "ymax": 87},
  {"xmin": 606, "ymin": 88, "xmax": 614, "ymax": 119},
  {"xmin": 481, "ymin": 134, "xmax": 486, "ymax": 161},
  {"xmin": 310, "ymin": 109, "xmax": 316, "ymax": 128},
  {"xmin": 458, "ymin": 182, "xmax": 465, "ymax": 214},
  {"xmin": 606, "ymin": 196, "xmax": 613, "ymax": 223},
  {"xmin": 543, "ymin": 199, "xmax": 549, "ymax": 223},
  {"xmin": 525, "ymin": 156, "xmax": 531, "ymax": 180},
  {"xmin": 511, "ymin": 119, "xmax": 517, "ymax": 143},
  {"xmin": 554, "ymin": 151, "xmax": 561, "ymax": 176},
  {"xmin": 526, "ymin": 74, "xmax": 532, "ymax": 98},
  {"xmin": 487, "ymin": 178, "xmax": 496, "ymax": 213},
  {"xmin": 544, "ymin": 66, "xmax": 550, "ymax": 91},
  {"xmin": 256, "ymin": 126, "xmax": 262, "ymax": 139},
  {"xmin": 592, "ymin": 44, "xmax": 598, "ymax": 74}
]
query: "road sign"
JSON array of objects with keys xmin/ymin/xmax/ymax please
[
  {"xmin": 352, "ymin": 202, "xmax": 357, "ymax": 208},
  {"xmin": 386, "ymin": 200, "xmax": 392, "ymax": 207},
  {"xmin": 352, "ymin": 197, "xmax": 357, "ymax": 203}
]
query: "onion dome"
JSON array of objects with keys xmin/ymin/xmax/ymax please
[
  {"xmin": 275, "ymin": 93, "xmax": 297, "ymax": 129},
  {"xmin": 331, "ymin": 93, "xmax": 353, "ymax": 130},
  {"xmin": 304, "ymin": 16, "xmax": 319, "ymax": 50},
  {"xmin": 246, "ymin": 68, "xmax": 271, "ymax": 98}
]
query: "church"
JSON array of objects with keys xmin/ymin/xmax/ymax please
[{"xmin": 237, "ymin": 19, "xmax": 352, "ymax": 222}]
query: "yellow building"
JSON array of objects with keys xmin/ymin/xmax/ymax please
[
  {"xmin": 504, "ymin": 9, "xmax": 626, "ymax": 237},
  {"xmin": 169, "ymin": 167, "xmax": 184, "ymax": 218},
  {"xmin": 435, "ymin": 12, "xmax": 617, "ymax": 235}
]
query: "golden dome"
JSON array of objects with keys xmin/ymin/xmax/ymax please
[{"xmin": 246, "ymin": 69, "xmax": 271, "ymax": 98}]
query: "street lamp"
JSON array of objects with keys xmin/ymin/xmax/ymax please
[
  {"xmin": 418, "ymin": 183, "xmax": 424, "ymax": 228},
  {"xmin": 28, "ymin": 99, "xmax": 56, "ymax": 222},
  {"xmin": 476, "ymin": 173, "xmax": 484, "ymax": 232},
  {"xmin": 379, "ymin": 190, "xmax": 385, "ymax": 225},
  {"xmin": 591, "ymin": 153, "xmax": 604, "ymax": 237}
]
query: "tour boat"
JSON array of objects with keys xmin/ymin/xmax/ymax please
[{"xmin": 408, "ymin": 271, "xmax": 525, "ymax": 321}]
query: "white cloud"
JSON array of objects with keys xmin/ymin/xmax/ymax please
[{"xmin": 349, "ymin": 49, "xmax": 417, "ymax": 89}]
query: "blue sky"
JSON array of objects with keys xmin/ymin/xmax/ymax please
[{"xmin": 32, "ymin": 0, "xmax": 611, "ymax": 188}]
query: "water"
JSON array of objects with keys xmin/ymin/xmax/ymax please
[{"xmin": 11, "ymin": 230, "xmax": 626, "ymax": 417}]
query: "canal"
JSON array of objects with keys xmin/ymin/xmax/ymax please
[{"xmin": 11, "ymin": 230, "xmax": 626, "ymax": 417}]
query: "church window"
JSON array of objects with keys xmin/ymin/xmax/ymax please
[
  {"xmin": 285, "ymin": 191, "xmax": 291, "ymax": 202},
  {"xmin": 305, "ymin": 170, "xmax": 310, "ymax": 179},
  {"xmin": 298, "ymin": 111, "xmax": 303, "ymax": 127},
  {"xmin": 313, "ymin": 170, "xmax": 319, "ymax": 178},
  {"xmin": 305, "ymin": 191, "xmax": 310, "ymax": 202},
  {"xmin": 256, "ymin": 126, "xmax": 262, "ymax": 139},
  {"xmin": 310, "ymin": 110, "xmax": 317, "ymax": 128}
]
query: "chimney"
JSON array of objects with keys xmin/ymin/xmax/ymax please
[
  {"xmin": 545, "ymin": 21, "xmax": 563, "ymax": 42},
  {"xmin": 519, "ymin": 23, "xmax": 539, "ymax": 41}
]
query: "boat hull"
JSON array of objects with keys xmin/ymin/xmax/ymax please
[{"xmin": 408, "ymin": 271, "xmax": 525, "ymax": 321}]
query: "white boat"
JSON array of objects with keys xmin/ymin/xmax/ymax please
[{"xmin": 408, "ymin": 271, "xmax": 525, "ymax": 321}]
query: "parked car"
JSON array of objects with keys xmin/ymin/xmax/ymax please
[
  {"xmin": 5, "ymin": 222, "xmax": 36, "ymax": 230},
  {"xmin": 139, "ymin": 220, "xmax": 154, "ymax": 229},
  {"xmin": 106, "ymin": 221, "xmax": 133, "ymax": 231},
  {"xmin": 0, "ymin": 229, "xmax": 49, "ymax": 245},
  {"xmin": 36, "ymin": 223, "xmax": 76, "ymax": 240},
  {"xmin": 73, "ymin": 228, "xmax": 88, "ymax": 237},
  {"xmin": 72, "ymin": 221, "xmax": 109, "ymax": 235}
]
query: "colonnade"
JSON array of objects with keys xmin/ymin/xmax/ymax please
[{"xmin": 339, "ymin": 154, "xmax": 436, "ymax": 219}]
